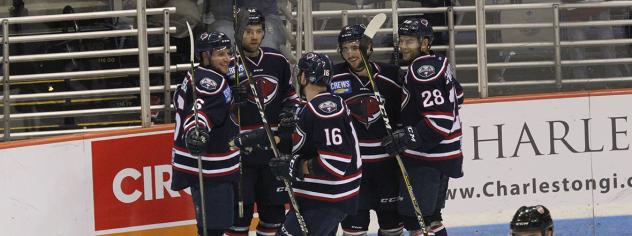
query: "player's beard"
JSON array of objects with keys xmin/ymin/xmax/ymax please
[
  {"xmin": 350, "ymin": 60, "xmax": 365, "ymax": 73},
  {"xmin": 401, "ymin": 49, "xmax": 421, "ymax": 66}
]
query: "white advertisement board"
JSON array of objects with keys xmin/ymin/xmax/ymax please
[
  {"xmin": 1, "ymin": 92, "xmax": 631, "ymax": 235},
  {"xmin": 0, "ymin": 140, "xmax": 95, "ymax": 235},
  {"xmin": 444, "ymin": 93, "xmax": 632, "ymax": 235}
]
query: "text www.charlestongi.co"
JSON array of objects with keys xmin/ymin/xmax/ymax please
[{"xmin": 446, "ymin": 174, "xmax": 632, "ymax": 200}]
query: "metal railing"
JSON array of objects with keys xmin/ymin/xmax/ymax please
[
  {"xmin": 2, "ymin": 1, "xmax": 631, "ymax": 141},
  {"xmin": 1, "ymin": 6, "xmax": 178, "ymax": 140},
  {"xmin": 296, "ymin": 1, "xmax": 632, "ymax": 97}
]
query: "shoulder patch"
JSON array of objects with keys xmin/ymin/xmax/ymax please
[
  {"xmin": 223, "ymin": 87, "xmax": 232, "ymax": 103},
  {"xmin": 416, "ymin": 65, "xmax": 435, "ymax": 78},
  {"xmin": 318, "ymin": 100, "xmax": 339, "ymax": 113},
  {"xmin": 180, "ymin": 76, "xmax": 189, "ymax": 92},
  {"xmin": 330, "ymin": 80, "xmax": 352, "ymax": 94},
  {"xmin": 200, "ymin": 77, "xmax": 218, "ymax": 90}
]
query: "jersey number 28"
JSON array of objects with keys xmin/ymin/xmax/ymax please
[{"xmin": 421, "ymin": 89, "xmax": 444, "ymax": 107}]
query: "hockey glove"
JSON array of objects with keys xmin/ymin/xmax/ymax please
[
  {"xmin": 278, "ymin": 105, "xmax": 297, "ymax": 152},
  {"xmin": 230, "ymin": 84, "xmax": 249, "ymax": 105},
  {"xmin": 382, "ymin": 126, "xmax": 422, "ymax": 156},
  {"xmin": 269, "ymin": 154, "xmax": 304, "ymax": 181},
  {"xmin": 230, "ymin": 128, "xmax": 270, "ymax": 155},
  {"xmin": 269, "ymin": 155, "xmax": 291, "ymax": 180},
  {"xmin": 279, "ymin": 103, "xmax": 299, "ymax": 120},
  {"xmin": 185, "ymin": 128, "xmax": 209, "ymax": 156},
  {"xmin": 227, "ymin": 62, "xmax": 247, "ymax": 81}
]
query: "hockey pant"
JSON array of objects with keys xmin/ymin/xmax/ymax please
[
  {"xmin": 398, "ymin": 165, "xmax": 449, "ymax": 234},
  {"xmin": 341, "ymin": 161, "xmax": 403, "ymax": 235},
  {"xmin": 227, "ymin": 165, "xmax": 286, "ymax": 236},
  {"xmin": 191, "ymin": 181, "xmax": 235, "ymax": 235}
]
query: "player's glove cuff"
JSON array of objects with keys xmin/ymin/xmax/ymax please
[
  {"xmin": 382, "ymin": 126, "xmax": 421, "ymax": 156},
  {"xmin": 185, "ymin": 128, "xmax": 209, "ymax": 156},
  {"xmin": 230, "ymin": 128, "xmax": 270, "ymax": 155},
  {"xmin": 230, "ymin": 84, "xmax": 249, "ymax": 105},
  {"xmin": 269, "ymin": 154, "xmax": 292, "ymax": 181}
]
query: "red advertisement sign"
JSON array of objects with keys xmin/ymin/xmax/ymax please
[{"xmin": 92, "ymin": 132, "xmax": 195, "ymax": 231}]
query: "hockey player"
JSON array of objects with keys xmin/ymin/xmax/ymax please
[
  {"xmin": 227, "ymin": 7, "xmax": 300, "ymax": 236},
  {"xmin": 277, "ymin": 52, "xmax": 362, "ymax": 235},
  {"xmin": 233, "ymin": 52, "xmax": 362, "ymax": 235},
  {"xmin": 381, "ymin": 18, "xmax": 464, "ymax": 236},
  {"xmin": 510, "ymin": 205, "xmax": 554, "ymax": 236},
  {"xmin": 170, "ymin": 31, "xmax": 240, "ymax": 236},
  {"xmin": 330, "ymin": 24, "xmax": 404, "ymax": 236}
]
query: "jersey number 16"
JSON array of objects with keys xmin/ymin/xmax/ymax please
[{"xmin": 324, "ymin": 128, "xmax": 343, "ymax": 146}]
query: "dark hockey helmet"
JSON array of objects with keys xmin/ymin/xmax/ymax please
[
  {"xmin": 196, "ymin": 31, "xmax": 231, "ymax": 55},
  {"xmin": 338, "ymin": 24, "xmax": 366, "ymax": 47},
  {"xmin": 298, "ymin": 52, "xmax": 333, "ymax": 86},
  {"xmin": 510, "ymin": 205, "xmax": 553, "ymax": 235},
  {"xmin": 245, "ymin": 8, "xmax": 265, "ymax": 30},
  {"xmin": 398, "ymin": 18, "xmax": 434, "ymax": 45}
]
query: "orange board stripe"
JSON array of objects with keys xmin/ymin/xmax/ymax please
[
  {"xmin": 0, "ymin": 124, "xmax": 174, "ymax": 150},
  {"xmin": 465, "ymin": 88, "xmax": 632, "ymax": 105},
  {"xmin": 97, "ymin": 218, "xmax": 260, "ymax": 236},
  {"xmin": 101, "ymin": 224, "xmax": 196, "ymax": 236}
]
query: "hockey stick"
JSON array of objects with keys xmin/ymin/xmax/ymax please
[
  {"xmin": 233, "ymin": 9, "xmax": 309, "ymax": 236},
  {"xmin": 186, "ymin": 21, "xmax": 208, "ymax": 236},
  {"xmin": 359, "ymin": 13, "xmax": 429, "ymax": 236},
  {"xmin": 231, "ymin": 0, "xmax": 245, "ymax": 219}
]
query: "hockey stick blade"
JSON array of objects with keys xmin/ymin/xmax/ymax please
[
  {"xmin": 364, "ymin": 13, "xmax": 387, "ymax": 40},
  {"xmin": 360, "ymin": 13, "xmax": 387, "ymax": 54}
]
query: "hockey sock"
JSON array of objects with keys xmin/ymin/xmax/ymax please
[
  {"xmin": 378, "ymin": 226, "xmax": 404, "ymax": 236},
  {"xmin": 256, "ymin": 221, "xmax": 282, "ymax": 236},
  {"xmin": 341, "ymin": 209, "xmax": 369, "ymax": 236},
  {"xmin": 428, "ymin": 221, "xmax": 447, "ymax": 236},
  {"xmin": 225, "ymin": 203, "xmax": 253, "ymax": 236},
  {"xmin": 224, "ymin": 226, "xmax": 249, "ymax": 236},
  {"xmin": 203, "ymin": 229, "xmax": 226, "ymax": 236},
  {"xmin": 342, "ymin": 228, "xmax": 368, "ymax": 236},
  {"xmin": 377, "ymin": 210, "xmax": 404, "ymax": 235},
  {"xmin": 256, "ymin": 204, "xmax": 284, "ymax": 236}
]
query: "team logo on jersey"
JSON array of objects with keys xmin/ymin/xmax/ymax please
[
  {"xmin": 346, "ymin": 94, "xmax": 381, "ymax": 128},
  {"xmin": 241, "ymin": 75, "xmax": 279, "ymax": 106},
  {"xmin": 330, "ymin": 80, "xmax": 352, "ymax": 94},
  {"xmin": 318, "ymin": 101, "xmax": 338, "ymax": 114},
  {"xmin": 200, "ymin": 77, "xmax": 217, "ymax": 90},
  {"xmin": 292, "ymin": 126, "xmax": 307, "ymax": 153},
  {"xmin": 417, "ymin": 65, "xmax": 435, "ymax": 78}
]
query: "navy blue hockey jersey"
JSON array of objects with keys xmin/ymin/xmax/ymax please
[
  {"xmin": 400, "ymin": 53, "xmax": 465, "ymax": 178},
  {"xmin": 230, "ymin": 47, "xmax": 300, "ymax": 166},
  {"xmin": 171, "ymin": 66, "xmax": 241, "ymax": 190},
  {"xmin": 291, "ymin": 92, "xmax": 362, "ymax": 214},
  {"xmin": 330, "ymin": 61, "xmax": 402, "ymax": 164}
]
